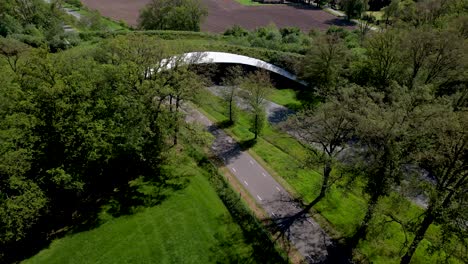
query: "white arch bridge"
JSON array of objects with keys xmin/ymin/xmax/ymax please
[{"xmin": 159, "ymin": 52, "xmax": 306, "ymax": 86}]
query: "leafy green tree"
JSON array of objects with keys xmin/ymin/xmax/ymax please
[
  {"xmin": 300, "ymin": 32, "xmax": 348, "ymax": 96},
  {"xmin": 221, "ymin": 66, "xmax": 244, "ymax": 124},
  {"xmin": 138, "ymin": 0, "xmax": 208, "ymax": 31},
  {"xmin": 241, "ymin": 71, "xmax": 272, "ymax": 140},
  {"xmin": 400, "ymin": 106, "xmax": 468, "ymax": 264},
  {"xmin": 381, "ymin": 0, "xmax": 401, "ymax": 26},
  {"xmin": 284, "ymin": 87, "xmax": 354, "ymax": 210},
  {"xmin": 348, "ymin": 85, "xmax": 433, "ymax": 247},
  {"xmin": 340, "ymin": 0, "xmax": 368, "ymax": 20},
  {"xmin": 0, "ymin": 37, "xmax": 30, "ymax": 72},
  {"xmin": 0, "ymin": 34, "xmax": 205, "ymax": 261},
  {"xmin": 364, "ymin": 30, "xmax": 402, "ymax": 88}
]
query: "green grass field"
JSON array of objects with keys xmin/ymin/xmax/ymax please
[
  {"xmin": 196, "ymin": 88, "xmax": 464, "ymax": 264},
  {"xmin": 24, "ymin": 157, "xmax": 254, "ymax": 264}
]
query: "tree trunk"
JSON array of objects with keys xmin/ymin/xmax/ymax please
[
  {"xmin": 400, "ymin": 212, "xmax": 434, "ymax": 264},
  {"xmin": 173, "ymin": 97, "xmax": 180, "ymax": 146},
  {"xmin": 229, "ymin": 98, "xmax": 233, "ymax": 123},
  {"xmin": 254, "ymin": 114, "xmax": 258, "ymax": 139},
  {"xmin": 304, "ymin": 160, "xmax": 332, "ymax": 211},
  {"xmin": 348, "ymin": 192, "xmax": 380, "ymax": 248}
]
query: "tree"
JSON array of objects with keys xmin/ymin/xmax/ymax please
[
  {"xmin": 400, "ymin": 106, "xmax": 468, "ymax": 264},
  {"xmin": 381, "ymin": 0, "xmax": 401, "ymax": 26},
  {"xmin": 284, "ymin": 88, "xmax": 354, "ymax": 210},
  {"xmin": 348, "ymin": 85, "xmax": 433, "ymax": 247},
  {"xmin": 399, "ymin": 27, "xmax": 466, "ymax": 89},
  {"xmin": 138, "ymin": 0, "xmax": 208, "ymax": 32},
  {"xmin": 340, "ymin": 0, "xmax": 368, "ymax": 20},
  {"xmin": 0, "ymin": 37, "xmax": 30, "ymax": 72},
  {"xmin": 364, "ymin": 30, "xmax": 402, "ymax": 88},
  {"xmin": 0, "ymin": 34, "xmax": 204, "ymax": 261},
  {"xmin": 221, "ymin": 66, "xmax": 244, "ymax": 124},
  {"xmin": 241, "ymin": 71, "xmax": 272, "ymax": 140},
  {"xmin": 165, "ymin": 66, "xmax": 203, "ymax": 145},
  {"xmin": 300, "ymin": 32, "xmax": 348, "ymax": 96}
]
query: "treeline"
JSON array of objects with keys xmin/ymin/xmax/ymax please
[
  {"xmin": 0, "ymin": 35, "xmax": 206, "ymax": 263},
  {"xmin": 0, "ymin": 0, "xmax": 77, "ymax": 50},
  {"xmin": 280, "ymin": 0, "xmax": 467, "ymax": 262}
]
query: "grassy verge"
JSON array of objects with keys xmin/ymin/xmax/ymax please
[
  {"xmin": 233, "ymin": 0, "xmax": 263, "ymax": 6},
  {"xmin": 266, "ymin": 88, "xmax": 303, "ymax": 110},
  {"xmin": 196, "ymin": 88, "xmax": 464, "ymax": 264},
  {"xmin": 24, "ymin": 151, "xmax": 255, "ymax": 264}
]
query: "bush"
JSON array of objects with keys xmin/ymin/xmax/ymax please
[
  {"xmin": 224, "ymin": 25, "xmax": 249, "ymax": 37},
  {"xmin": 64, "ymin": 0, "xmax": 83, "ymax": 8}
]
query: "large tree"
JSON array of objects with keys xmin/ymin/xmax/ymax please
[
  {"xmin": 347, "ymin": 85, "xmax": 433, "ymax": 247},
  {"xmin": 241, "ymin": 71, "xmax": 272, "ymax": 140},
  {"xmin": 400, "ymin": 105, "xmax": 468, "ymax": 264},
  {"xmin": 300, "ymin": 32, "xmax": 348, "ymax": 96},
  {"xmin": 340, "ymin": 0, "xmax": 368, "ymax": 20},
  {"xmin": 221, "ymin": 66, "xmax": 244, "ymax": 125},
  {"xmin": 138, "ymin": 0, "xmax": 208, "ymax": 31},
  {"xmin": 284, "ymin": 87, "xmax": 354, "ymax": 210}
]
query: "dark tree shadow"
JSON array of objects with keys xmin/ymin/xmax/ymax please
[
  {"xmin": 268, "ymin": 107, "xmax": 295, "ymax": 124},
  {"xmin": 258, "ymin": 192, "xmax": 353, "ymax": 263},
  {"xmin": 216, "ymin": 119, "xmax": 235, "ymax": 129},
  {"xmin": 4, "ymin": 153, "xmax": 192, "ymax": 264},
  {"xmin": 324, "ymin": 18, "xmax": 356, "ymax": 27},
  {"xmin": 207, "ymin": 124, "xmax": 244, "ymax": 164}
]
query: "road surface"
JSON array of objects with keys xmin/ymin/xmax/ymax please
[{"xmin": 185, "ymin": 106, "xmax": 331, "ymax": 263}]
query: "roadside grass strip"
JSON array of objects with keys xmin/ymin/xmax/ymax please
[{"xmin": 196, "ymin": 88, "xmax": 465, "ymax": 264}]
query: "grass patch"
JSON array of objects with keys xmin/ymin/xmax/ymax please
[
  {"xmin": 196, "ymin": 88, "xmax": 465, "ymax": 264},
  {"xmin": 365, "ymin": 11, "xmax": 384, "ymax": 21},
  {"xmin": 233, "ymin": 0, "xmax": 264, "ymax": 6},
  {"xmin": 266, "ymin": 88, "xmax": 303, "ymax": 111},
  {"xmin": 24, "ymin": 153, "xmax": 255, "ymax": 264}
]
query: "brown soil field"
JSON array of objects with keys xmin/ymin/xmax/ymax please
[{"xmin": 80, "ymin": 0, "xmax": 354, "ymax": 32}]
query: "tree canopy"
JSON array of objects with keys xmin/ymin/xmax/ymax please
[{"xmin": 138, "ymin": 0, "xmax": 208, "ymax": 31}]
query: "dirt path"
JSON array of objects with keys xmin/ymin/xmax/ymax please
[{"xmin": 80, "ymin": 0, "xmax": 354, "ymax": 32}]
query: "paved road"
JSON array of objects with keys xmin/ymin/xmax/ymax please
[
  {"xmin": 206, "ymin": 86, "xmax": 295, "ymax": 125},
  {"xmin": 185, "ymin": 106, "xmax": 331, "ymax": 263}
]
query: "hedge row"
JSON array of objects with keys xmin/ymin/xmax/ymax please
[{"xmin": 77, "ymin": 30, "xmax": 303, "ymax": 74}]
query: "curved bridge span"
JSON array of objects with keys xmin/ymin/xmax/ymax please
[{"xmin": 162, "ymin": 52, "xmax": 306, "ymax": 85}]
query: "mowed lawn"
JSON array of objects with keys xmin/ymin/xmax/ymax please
[{"xmin": 24, "ymin": 172, "xmax": 253, "ymax": 264}]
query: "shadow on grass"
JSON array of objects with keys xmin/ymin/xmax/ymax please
[
  {"xmin": 6, "ymin": 164, "xmax": 191, "ymax": 264},
  {"xmin": 215, "ymin": 119, "xmax": 235, "ymax": 129},
  {"xmin": 239, "ymin": 138, "xmax": 257, "ymax": 150}
]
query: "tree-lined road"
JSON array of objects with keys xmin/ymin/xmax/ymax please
[{"xmin": 186, "ymin": 107, "xmax": 331, "ymax": 263}]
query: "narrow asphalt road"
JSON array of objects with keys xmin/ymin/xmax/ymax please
[{"xmin": 185, "ymin": 106, "xmax": 331, "ymax": 263}]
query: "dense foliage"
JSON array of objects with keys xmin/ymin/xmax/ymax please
[
  {"xmin": 138, "ymin": 0, "xmax": 208, "ymax": 31},
  {"xmin": 292, "ymin": 0, "xmax": 468, "ymax": 262},
  {"xmin": 0, "ymin": 34, "xmax": 205, "ymax": 263}
]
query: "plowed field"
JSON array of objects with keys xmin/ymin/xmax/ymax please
[{"xmin": 80, "ymin": 0, "xmax": 354, "ymax": 32}]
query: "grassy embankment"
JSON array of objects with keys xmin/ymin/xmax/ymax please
[
  {"xmin": 61, "ymin": 2, "xmax": 129, "ymax": 32},
  {"xmin": 196, "ymin": 88, "xmax": 464, "ymax": 264},
  {"xmin": 24, "ymin": 151, "xmax": 255, "ymax": 264}
]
